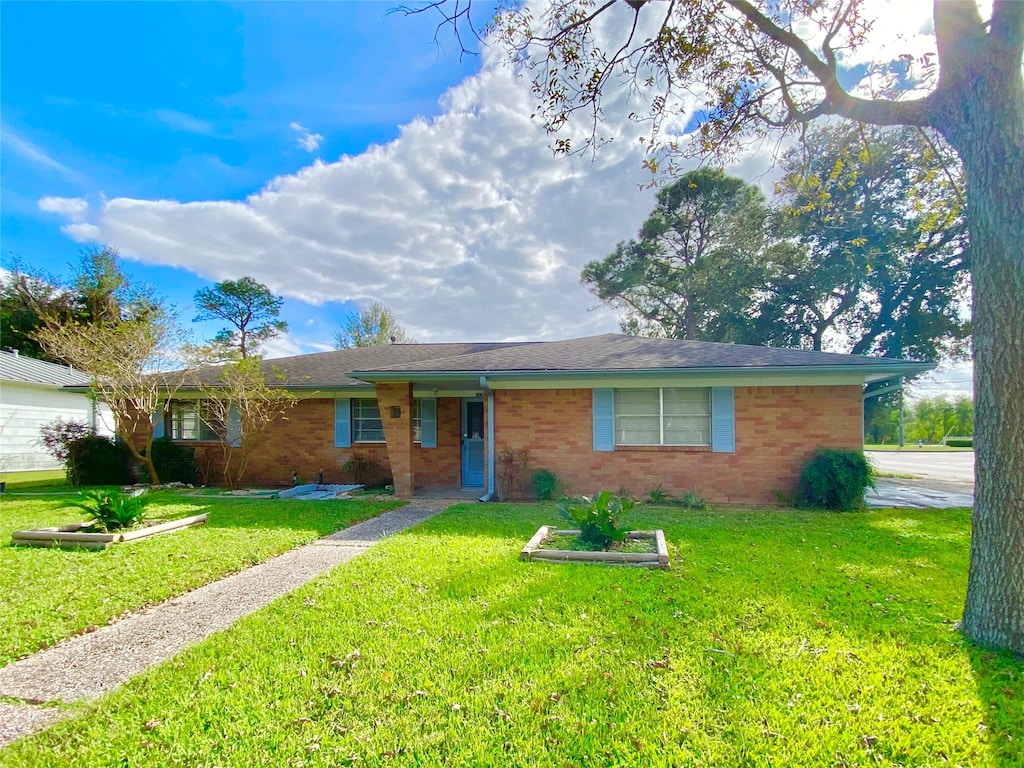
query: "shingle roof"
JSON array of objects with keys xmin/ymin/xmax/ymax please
[
  {"xmin": 179, "ymin": 342, "xmax": 532, "ymax": 388},
  {"xmin": 0, "ymin": 350, "xmax": 92, "ymax": 387},
  {"xmin": 354, "ymin": 334, "xmax": 931, "ymax": 375},
  {"xmin": 171, "ymin": 334, "xmax": 930, "ymax": 390}
]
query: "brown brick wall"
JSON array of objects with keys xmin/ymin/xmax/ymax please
[
  {"xmin": 216, "ymin": 397, "xmax": 391, "ymax": 487},
  {"xmin": 493, "ymin": 386, "xmax": 863, "ymax": 505},
  {"xmin": 413, "ymin": 397, "xmax": 462, "ymax": 488}
]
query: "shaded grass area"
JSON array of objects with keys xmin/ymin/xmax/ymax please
[
  {"xmin": 0, "ymin": 492, "xmax": 400, "ymax": 665},
  {"xmin": 0, "ymin": 471, "xmax": 69, "ymax": 491},
  {"xmin": 3, "ymin": 504, "xmax": 1021, "ymax": 767}
]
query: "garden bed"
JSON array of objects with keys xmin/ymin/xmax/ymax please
[
  {"xmin": 10, "ymin": 513, "xmax": 208, "ymax": 550},
  {"xmin": 520, "ymin": 526, "xmax": 669, "ymax": 568}
]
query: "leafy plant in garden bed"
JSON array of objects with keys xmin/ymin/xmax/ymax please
[
  {"xmin": 557, "ymin": 491, "xmax": 635, "ymax": 550},
  {"xmin": 66, "ymin": 489, "xmax": 149, "ymax": 532}
]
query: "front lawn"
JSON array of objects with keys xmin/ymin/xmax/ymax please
[
  {"xmin": 3, "ymin": 503, "xmax": 1020, "ymax": 766},
  {"xmin": 0, "ymin": 491, "xmax": 400, "ymax": 665}
]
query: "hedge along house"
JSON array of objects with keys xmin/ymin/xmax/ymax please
[{"xmin": 154, "ymin": 334, "xmax": 930, "ymax": 504}]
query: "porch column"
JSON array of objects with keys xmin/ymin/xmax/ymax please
[{"xmin": 376, "ymin": 382, "xmax": 415, "ymax": 498}]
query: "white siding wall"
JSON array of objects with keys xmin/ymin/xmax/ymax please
[{"xmin": 0, "ymin": 382, "xmax": 114, "ymax": 472}]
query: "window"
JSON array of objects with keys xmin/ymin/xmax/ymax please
[
  {"xmin": 169, "ymin": 401, "xmax": 220, "ymax": 442},
  {"xmin": 614, "ymin": 388, "xmax": 710, "ymax": 446},
  {"xmin": 352, "ymin": 398, "xmax": 385, "ymax": 442},
  {"xmin": 412, "ymin": 399, "xmax": 421, "ymax": 444}
]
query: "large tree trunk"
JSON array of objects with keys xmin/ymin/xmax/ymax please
[{"xmin": 932, "ymin": 2, "xmax": 1024, "ymax": 653}]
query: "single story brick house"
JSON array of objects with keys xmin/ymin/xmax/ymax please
[{"xmin": 154, "ymin": 334, "xmax": 930, "ymax": 504}]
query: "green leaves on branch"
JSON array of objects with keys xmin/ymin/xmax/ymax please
[
  {"xmin": 334, "ymin": 302, "xmax": 412, "ymax": 349},
  {"xmin": 193, "ymin": 277, "xmax": 287, "ymax": 360}
]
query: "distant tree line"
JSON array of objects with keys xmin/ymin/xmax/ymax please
[{"xmin": 865, "ymin": 394, "xmax": 974, "ymax": 446}]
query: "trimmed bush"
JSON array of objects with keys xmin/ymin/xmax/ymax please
[
  {"xmin": 66, "ymin": 436, "xmax": 130, "ymax": 486},
  {"xmin": 531, "ymin": 469, "xmax": 559, "ymax": 500},
  {"xmin": 945, "ymin": 439, "xmax": 973, "ymax": 448},
  {"xmin": 797, "ymin": 448, "xmax": 875, "ymax": 511},
  {"xmin": 148, "ymin": 437, "xmax": 197, "ymax": 484}
]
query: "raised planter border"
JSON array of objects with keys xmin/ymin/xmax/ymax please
[
  {"xmin": 520, "ymin": 526, "xmax": 669, "ymax": 569},
  {"xmin": 11, "ymin": 513, "xmax": 208, "ymax": 550}
]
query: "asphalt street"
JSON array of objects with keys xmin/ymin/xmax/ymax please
[
  {"xmin": 866, "ymin": 450, "xmax": 975, "ymax": 485},
  {"xmin": 865, "ymin": 450, "xmax": 974, "ymax": 508}
]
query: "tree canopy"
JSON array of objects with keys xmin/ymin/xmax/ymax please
[
  {"xmin": 334, "ymin": 302, "xmax": 413, "ymax": 348},
  {"xmin": 193, "ymin": 277, "xmax": 287, "ymax": 360},
  {"xmin": 585, "ymin": 129, "xmax": 970, "ymax": 362},
  {"xmin": 582, "ymin": 168, "xmax": 770, "ymax": 343},
  {"xmin": 3, "ymin": 247, "xmax": 158, "ymax": 363},
  {"xmin": 772, "ymin": 123, "xmax": 969, "ymax": 360}
]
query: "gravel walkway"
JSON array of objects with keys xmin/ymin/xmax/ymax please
[{"xmin": 0, "ymin": 500, "xmax": 450, "ymax": 747}]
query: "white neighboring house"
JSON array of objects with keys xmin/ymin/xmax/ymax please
[{"xmin": 0, "ymin": 350, "xmax": 114, "ymax": 473}]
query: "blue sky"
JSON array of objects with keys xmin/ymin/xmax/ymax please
[{"xmin": 2, "ymin": 1, "xmax": 489, "ymax": 348}]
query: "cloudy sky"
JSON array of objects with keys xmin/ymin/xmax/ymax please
[{"xmin": 0, "ymin": 1, "xmax": 971, "ymax": 396}]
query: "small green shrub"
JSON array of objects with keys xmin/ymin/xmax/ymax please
[
  {"xmin": 798, "ymin": 448, "xmax": 875, "ymax": 511},
  {"xmin": 146, "ymin": 437, "xmax": 196, "ymax": 484},
  {"xmin": 646, "ymin": 483, "xmax": 675, "ymax": 504},
  {"xmin": 678, "ymin": 491, "xmax": 707, "ymax": 510},
  {"xmin": 945, "ymin": 439, "xmax": 973, "ymax": 448},
  {"xmin": 558, "ymin": 491, "xmax": 635, "ymax": 550},
  {"xmin": 66, "ymin": 436, "xmax": 130, "ymax": 486},
  {"xmin": 531, "ymin": 469, "xmax": 559, "ymax": 500},
  {"xmin": 67, "ymin": 489, "xmax": 149, "ymax": 532}
]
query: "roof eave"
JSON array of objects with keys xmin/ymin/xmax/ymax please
[{"xmin": 352, "ymin": 362, "xmax": 935, "ymax": 383}]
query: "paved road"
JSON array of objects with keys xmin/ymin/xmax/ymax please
[{"xmin": 866, "ymin": 450, "xmax": 975, "ymax": 485}]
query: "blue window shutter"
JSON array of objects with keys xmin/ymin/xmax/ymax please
[
  {"xmin": 152, "ymin": 406, "xmax": 165, "ymax": 439},
  {"xmin": 335, "ymin": 398, "xmax": 352, "ymax": 448},
  {"xmin": 420, "ymin": 398, "xmax": 437, "ymax": 448},
  {"xmin": 593, "ymin": 389, "xmax": 614, "ymax": 452},
  {"xmin": 226, "ymin": 405, "xmax": 243, "ymax": 448},
  {"xmin": 711, "ymin": 387, "xmax": 735, "ymax": 453}
]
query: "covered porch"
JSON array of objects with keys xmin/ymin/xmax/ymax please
[{"xmin": 372, "ymin": 377, "xmax": 495, "ymax": 499}]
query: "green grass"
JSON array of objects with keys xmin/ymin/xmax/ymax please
[
  {"xmin": 0, "ymin": 491, "xmax": 400, "ymax": 665},
  {"xmin": 865, "ymin": 444, "xmax": 974, "ymax": 452},
  {"xmin": 3, "ymin": 503, "xmax": 1020, "ymax": 767},
  {"xmin": 0, "ymin": 470, "xmax": 69, "ymax": 491}
]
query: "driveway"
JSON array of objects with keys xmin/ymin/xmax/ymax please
[{"xmin": 865, "ymin": 450, "xmax": 974, "ymax": 508}]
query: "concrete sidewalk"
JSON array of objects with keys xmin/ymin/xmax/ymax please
[{"xmin": 0, "ymin": 500, "xmax": 450, "ymax": 747}]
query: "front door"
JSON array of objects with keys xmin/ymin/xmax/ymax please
[{"xmin": 461, "ymin": 399, "xmax": 484, "ymax": 487}]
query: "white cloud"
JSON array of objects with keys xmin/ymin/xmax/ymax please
[
  {"xmin": 38, "ymin": 196, "xmax": 89, "ymax": 222},
  {"xmin": 47, "ymin": 33, "xmax": 674, "ymax": 343},
  {"xmin": 38, "ymin": 1, "xmax": 943, "ymax": 348},
  {"xmin": 289, "ymin": 122, "xmax": 324, "ymax": 153}
]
